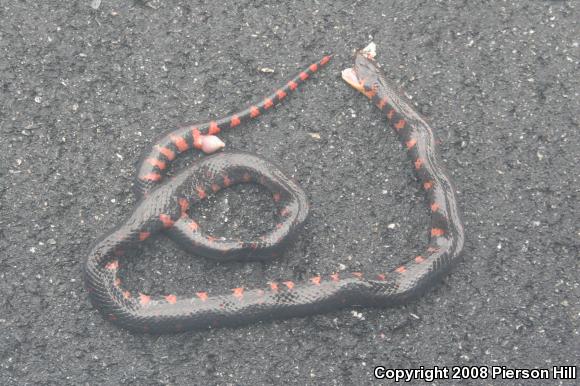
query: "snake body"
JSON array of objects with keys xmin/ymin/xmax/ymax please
[{"xmin": 84, "ymin": 49, "xmax": 464, "ymax": 333}]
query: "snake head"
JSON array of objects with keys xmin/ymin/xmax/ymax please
[{"xmin": 341, "ymin": 42, "xmax": 382, "ymax": 98}]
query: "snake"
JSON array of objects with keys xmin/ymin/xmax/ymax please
[{"xmin": 83, "ymin": 46, "xmax": 464, "ymax": 333}]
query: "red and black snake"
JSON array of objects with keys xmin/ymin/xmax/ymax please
[{"xmin": 83, "ymin": 47, "xmax": 464, "ymax": 333}]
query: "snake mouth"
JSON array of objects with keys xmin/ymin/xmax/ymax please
[
  {"xmin": 341, "ymin": 67, "xmax": 364, "ymax": 92},
  {"xmin": 341, "ymin": 42, "xmax": 378, "ymax": 93}
]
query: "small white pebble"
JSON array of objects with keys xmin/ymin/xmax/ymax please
[{"xmin": 351, "ymin": 311, "xmax": 365, "ymax": 320}]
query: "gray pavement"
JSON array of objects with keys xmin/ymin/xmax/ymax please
[{"xmin": 0, "ymin": 1, "xmax": 578, "ymax": 384}]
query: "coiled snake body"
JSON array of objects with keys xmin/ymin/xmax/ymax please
[{"xmin": 84, "ymin": 48, "xmax": 464, "ymax": 333}]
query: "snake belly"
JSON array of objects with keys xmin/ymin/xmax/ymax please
[{"xmin": 83, "ymin": 50, "xmax": 464, "ymax": 333}]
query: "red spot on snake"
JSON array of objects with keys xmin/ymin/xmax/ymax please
[
  {"xmin": 423, "ymin": 181, "xmax": 433, "ymax": 190},
  {"xmin": 377, "ymin": 273, "xmax": 386, "ymax": 281},
  {"xmin": 280, "ymin": 207, "xmax": 290, "ymax": 216},
  {"xmin": 106, "ymin": 260, "xmax": 119, "ymax": 270},
  {"xmin": 364, "ymin": 88, "xmax": 377, "ymax": 99},
  {"xmin": 165, "ymin": 294, "xmax": 177, "ymax": 304},
  {"xmin": 395, "ymin": 266, "xmax": 407, "ymax": 274},
  {"xmin": 114, "ymin": 278, "xmax": 121, "ymax": 287},
  {"xmin": 196, "ymin": 292, "xmax": 208, "ymax": 301},
  {"xmin": 406, "ymin": 138, "xmax": 417, "ymax": 149},
  {"xmin": 211, "ymin": 183, "xmax": 220, "ymax": 193},
  {"xmin": 378, "ymin": 97, "xmax": 388, "ymax": 109},
  {"xmin": 387, "ymin": 109, "xmax": 395, "ymax": 119},
  {"xmin": 147, "ymin": 158, "xmax": 166, "ymax": 170},
  {"xmin": 209, "ymin": 121, "xmax": 220, "ymax": 135},
  {"xmin": 394, "ymin": 119, "xmax": 406, "ymax": 130},
  {"xmin": 352, "ymin": 272, "xmax": 363, "ymax": 278},
  {"xmin": 250, "ymin": 106, "xmax": 260, "ymax": 118},
  {"xmin": 431, "ymin": 228, "xmax": 445, "ymax": 237},
  {"xmin": 427, "ymin": 246, "xmax": 440, "ymax": 253},
  {"xmin": 157, "ymin": 145, "xmax": 175, "ymax": 161},
  {"xmin": 283, "ymin": 281, "xmax": 295, "ymax": 290},
  {"xmin": 330, "ymin": 273, "xmax": 340, "ymax": 282},
  {"xmin": 276, "ymin": 223, "xmax": 284, "ymax": 229},
  {"xmin": 189, "ymin": 220, "xmax": 199, "ymax": 231},
  {"xmin": 108, "ymin": 314, "xmax": 117, "ymax": 321},
  {"xmin": 431, "ymin": 203, "xmax": 440, "ymax": 212},
  {"xmin": 414, "ymin": 158, "xmax": 424, "ymax": 170},
  {"xmin": 139, "ymin": 232, "xmax": 150, "ymax": 241},
  {"xmin": 141, "ymin": 173, "xmax": 161, "ymax": 182},
  {"xmin": 232, "ymin": 287, "xmax": 244, "ymax": 299},
  {"xmin": 223, "ymin": 175, "xmax": 231, "ymax": 187},
  {"xmin": 264, "ymin": 98, "xmax": 274, "ymax": 109},
  {"xmin": 288, "ymin": 80, "xmax": 298, "ymax": 90},
  {"xmin": 170, "ymin": 134, "xmax": 189, "ymax": 152},
  {"xmin": 178, "ymin": 198, "xmax": 189, "ymax": 215},
  {"xmin": 320, "ymin": 55, "xmax": 331, "ymax": 65},
  {"xmin": 206, "ymin": 235, "xmax": 217, "ymax": 242},
  {"xmin": 415, "ymin": 255, "xmax": 425, "ymax": 263},
  {"xmin": 269, "ymin": 282, "xmax": 279, "ymax": 292},
  {"xmin": 196, "ymin": 186, "xmax": 207, "ymax": 199},
  {"xmin": 123, "ymin": 290, "xmax": 131, "ymax": 299},
  {"xmin": 230, "ymin": 115, "xmax": 241, "ymax": 127},
  {"xmin": 309, "ymin": 63, "xmax": 318, "ymax": 72},
  {"xmin": 139, "ymin": 293, "xmax": 150, "ymax": 305},
  {"xmin": 299, "ymin": 71, "xmax": 309, "ymax": 81},
  {"xmin": 159, "ymin": 214, "xmax": 174, "ymax": 228},
  {"xmin": 273, "ymin": 192, "xmax": 281, "ymax": 202},
  {"xmin": 276, "ymin": 90, "xmax": 287, "ymax": 100},
  {"xmin": 192, "ymin": 128, "xmax": 203, "ymax": 149},
  {"xmin": 311, "ymin": 276, "xmax": 321, "ymax": 285}
]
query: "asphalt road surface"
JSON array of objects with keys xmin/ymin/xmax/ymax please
[{"xmin": 0, "ymin": 1, "xmax": 578, "ymax": 384}]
